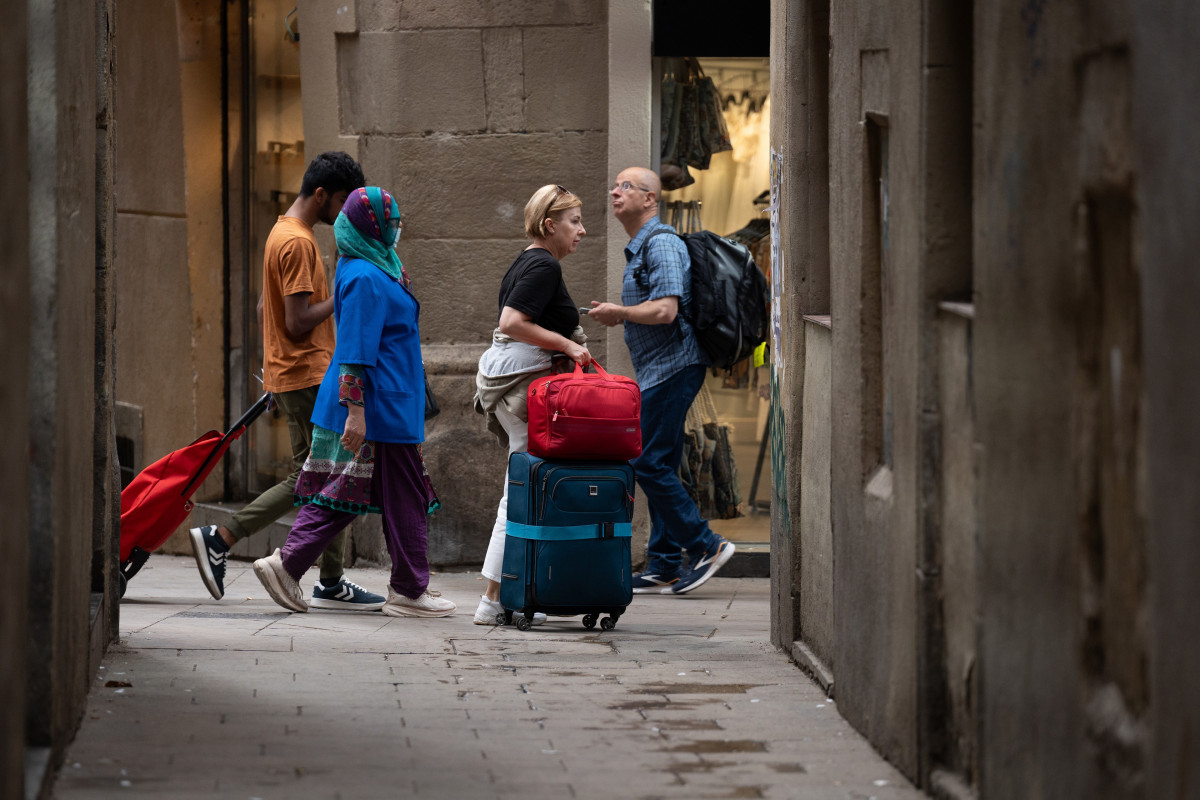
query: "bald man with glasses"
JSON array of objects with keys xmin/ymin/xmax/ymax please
[{"xmin": 588, "ymin": 167, "xmax": 736, "ymax": 596}]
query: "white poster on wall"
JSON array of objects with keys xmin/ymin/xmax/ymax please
[{"xmin": 769, "ymin": 147, "xmax": 784, "ymax": 384}]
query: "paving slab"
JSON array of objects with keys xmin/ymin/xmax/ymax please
[{"xmin": 55, "ymin": 555, "xmax": 924, "ymax": 799}]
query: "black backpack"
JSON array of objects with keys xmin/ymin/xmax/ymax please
[{"xmin": 639, "ymin": 229, "xmax": 769, "ymax": 370}]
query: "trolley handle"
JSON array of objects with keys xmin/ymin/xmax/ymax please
[{"xmin": 179, "ymin": 392, "xmax": 273, "ymax": 499}]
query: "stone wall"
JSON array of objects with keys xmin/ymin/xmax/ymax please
[
  {"xmin": 112, "ymin": 0, "xmax": 200, "ymax": 508},
  {"xmin": 112, "ymin": 0, "xmax": 232, "ymax": 563},
  {"xmin": 297, "ymin": 0, "xmax": 617, "ymax": 566},
  {"xmin": 827, "ymin": 0, "xmax": 921, "ymax": 777}
]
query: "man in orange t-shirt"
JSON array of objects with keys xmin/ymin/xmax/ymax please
[{"xmin": 189, "ymin": 152, "xmax": 382, "ymax": 611}]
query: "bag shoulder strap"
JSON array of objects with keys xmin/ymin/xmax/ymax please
[
  {"xmin": 635, "ymin": 227, "xmax": 691, "ymax": 340},
  {"xmin": 636, "ymin": 226, "xmax": 683, "ymax": 259}
]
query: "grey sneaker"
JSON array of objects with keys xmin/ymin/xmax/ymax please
[
  {"xmin": 310, "ymin": 577, "xmax": 385, "ymax": 611},
  {"xmin": 252, "ymin": 548, "xmax": 307, "ymax": 612},
  {"xmin": 383, "ymin": 587, "xmax": 456, "ymax": 618}
]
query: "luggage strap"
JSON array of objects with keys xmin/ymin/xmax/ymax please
[{"xmin": 506, "ymin": 521, "xmax": 631, "ymax": 541}]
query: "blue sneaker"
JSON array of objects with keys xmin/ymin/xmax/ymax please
[
  {"xmin": 672, "ymin": 538, "xmax": 737, "ymax": 595},
  {"xmin": 632, "ymin": 571, "xmax": 681, "ymax": 595},
  {"xmin": 189, "ymin": 525, "xmax": 229, "ymax": 600},
  {"xmin": 310, "ymin": 577, "xmax": 386, "ymax": 611}
]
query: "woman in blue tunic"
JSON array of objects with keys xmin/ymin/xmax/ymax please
[{"xmin": 253, "ymin": 186, "xmax": 455, "ymax": 618}]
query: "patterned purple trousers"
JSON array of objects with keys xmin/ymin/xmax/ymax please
[{"xmin": 280, "ymin": 442, "xmax": 431, "ymax": 598}]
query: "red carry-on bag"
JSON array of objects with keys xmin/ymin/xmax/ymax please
[{"xmin": 527, "ymin": 360, "xmax": 641, "ymax": 461}]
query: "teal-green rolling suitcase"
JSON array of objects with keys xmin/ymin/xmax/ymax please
[{"xmin": 499, "ymin": 452, "xmax": 634, "ymax": 631}]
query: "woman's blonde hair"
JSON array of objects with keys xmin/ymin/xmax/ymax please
[{"xmin": 524, "ymin": 184, "xmax": 582, "ymax": 239}]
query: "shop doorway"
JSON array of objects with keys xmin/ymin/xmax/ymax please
[
  {"xmin": 652, "ymin": 55, "xmax": 773, "ymax": 547},
  {"xmin": 225, "ymin": 0, "xmax": 307, "ymax": 498}
]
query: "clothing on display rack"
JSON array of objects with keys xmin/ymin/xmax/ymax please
[
  {"xmin": 660, "ymin": 58, "xmax": 734, "ymax": 191},
  {"xmin": 658, "ymin": 200, "xmax": 704, "ymax": 234},
  {"xmin": 678, "ymin": 383, "xmax": 742, "ymax": 520},
  {"xmin": 662, "ymin": 101, "xmax": 771, "ymax": 237}
]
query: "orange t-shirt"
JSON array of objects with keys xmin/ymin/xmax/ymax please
[{"xmin": 261, "ymin": 216, "xmax": 337, "ymax": 392}]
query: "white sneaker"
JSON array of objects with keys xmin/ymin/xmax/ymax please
[
  {"xmin": 473, "ymin": 595, "xmax": 546, "ymax": 626},
  {"xmin": 382, "ymin": 587, "xmax": 457, "ymax": 618},
  {"xmin": 252, "ymin": 548, "xmax": 307, "ymax": 612}
]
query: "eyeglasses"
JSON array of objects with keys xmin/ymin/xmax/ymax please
[{"xmin": 610, "ymin": 180, "xmax": 652, "ymax": 194}]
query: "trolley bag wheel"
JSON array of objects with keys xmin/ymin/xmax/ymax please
[
  {"xmin": 582, "ymin": 613, "xmax": 598, "ymax": 629},
  {"xmin": 495, "ymin": 612, "xmax": 507, "ymax": 626},
  {"xmin": 600, "ymin": 616, "xmax": 616, "ymax": 631},
  {"xmin": 516, "ymin": 615, "xmax": 533, "ymax": 632}
]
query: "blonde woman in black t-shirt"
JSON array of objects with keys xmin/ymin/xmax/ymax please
[{"xmin": 472, "ymin": 185, "xmax": 591, "ymax": 625}]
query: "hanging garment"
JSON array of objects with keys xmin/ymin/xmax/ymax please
[
  {"xmin": 660, "ymin": 58, "xmax": 734, "ymax": 187},
  {"xmin": 677, "ymin": 383, "xmax": 742, "ymax": 520}
]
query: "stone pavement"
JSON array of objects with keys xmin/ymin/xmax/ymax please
[{"xmin": 55, "ymin": 555, "xmax": 924, "ymax": 800}]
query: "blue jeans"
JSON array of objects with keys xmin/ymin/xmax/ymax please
[{"xmin": 634, "ymin": 364, "xmax": 719, "ymax": 576}]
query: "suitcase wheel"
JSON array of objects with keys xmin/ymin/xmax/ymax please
[
  {"xmin": 600, "ymin": 616, "xmax": 616, "ymax": 631},
  {"xmin": 516, "ymin": 615, "xmax": 533, "ymax": 632},
  {"xmin": 494, "ymin": 612, "xmax": 507, "ymax": 627},
  {"xmin": 582, "ymin": 613, "xmax": 598, "ymax": 630}
]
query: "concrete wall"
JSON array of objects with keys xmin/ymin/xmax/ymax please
[
  {"xmin": 768, "ymin": 0, "xmax": 831, "ymax": 659},
  {"xmin": 975, "ymin": 2, "xmax": 1144, "ymax": 796},
  {"xmin": 797, "ymin": 318, "xmax": 833, "ymax": 684},
  {"xmin": 827, "ymin": 0, "xmax": 921, "ymax": 776},
  {"xmin": 7, "ymin": 0, "xmax": 121, "ymax": 795},
  {"xmin": 779, "ymin": 0, "xmax": 1198, "ymax": 794},
  {"xmin": 1133, "ymin": 4, "xmax": 1200, "ymax": 797},
  {"xmin": 296, "ymin": 0, "xmax": 618, "ymax": 566},
  {"xmin": 0, "ymin": 2, "xmax": 31, "ymax": 794},
  {"xmin": 933, "ymin": 306, "xmax": 978, "ymax": 791}
]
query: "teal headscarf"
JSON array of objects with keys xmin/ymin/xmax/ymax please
[{"xmin": 334, "ymin": 186, "xmax": 406, "ymax": 284}]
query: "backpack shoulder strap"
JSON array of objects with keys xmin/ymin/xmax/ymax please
[
  {"xmin": 635, "ymin": 227, "xmax": 690, "ymax": 341},
  {"xmin": 636, "ymin": 226, "xmax": 683, "ymax": 259}
]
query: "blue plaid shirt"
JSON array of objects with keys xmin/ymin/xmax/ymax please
[{"xmin": 621, "ymin": 218, "xmax": 709, "ymax": 389}]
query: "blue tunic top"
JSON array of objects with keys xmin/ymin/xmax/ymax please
[{"xmin": 311, "ymin": 256, "xmax": 425, "ymax": 444}]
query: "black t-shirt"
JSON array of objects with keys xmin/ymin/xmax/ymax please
[{"xmin": 496, "ymin": 248, "xmax": 580, "ymax": 339}]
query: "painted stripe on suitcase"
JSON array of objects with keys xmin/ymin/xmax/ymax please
[{"xmin": 506, "ymin": 521, "xmax": 632, "ymax": 541}]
